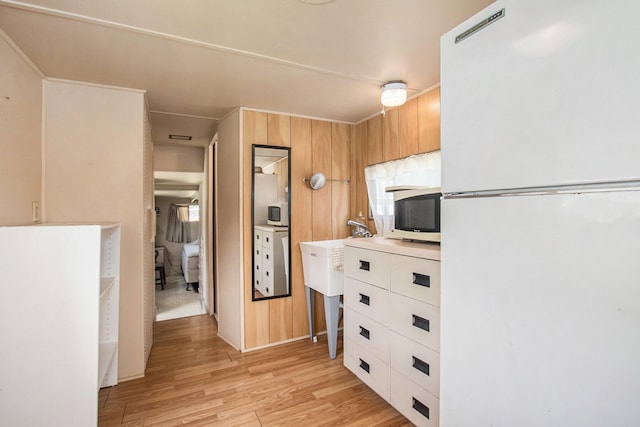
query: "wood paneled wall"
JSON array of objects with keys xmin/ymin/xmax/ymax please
[
  {"xmin": 241, "ymin": 85, "xmax": 440, "ymax": 349},
  {"xmin": 243, "ymin": 110, "xmax": 351, "ymax": 349}
]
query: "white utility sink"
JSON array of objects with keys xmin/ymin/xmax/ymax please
[
  {"xmin": 300, "ymin": 239, "xmax": 344, "ymax": 296},
  {"xmin": 300, "ymin": 239, "xmax": 345, "ymax": 359}
]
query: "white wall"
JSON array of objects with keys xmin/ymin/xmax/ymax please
[
  {"xmin": 200, "ymin": 142, "xmax": 212, "ymax": 314},
  {"xmin": 0, "ymin": 31, "xmax": 42, "ymax": 225},
  {"xmin": 215, "ymin": 109, "xmax": 243, "ymax": 349},
  {"xmin": 154, "ymin": 145, "xmax": 205, "ymax": 172},
  {"xmin": 42, "ymin": 79, "xmax": 152, "ymax": 381}
]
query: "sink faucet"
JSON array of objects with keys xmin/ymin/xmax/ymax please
[{"xmin": 347, "ymin": 219, "xmax": 372, "ymax": 238}]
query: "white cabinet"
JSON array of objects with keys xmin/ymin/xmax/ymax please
[
  {"xmin": 0, "ymin": 223, "xmax": 120, "ymax": 427},
  {"xmin": 254, "ymin": 225, "xmax": 288, "ymax": 297},
  {"xmin": 343, "ymin": 237, "xmax": 441, "ymax": 427}
]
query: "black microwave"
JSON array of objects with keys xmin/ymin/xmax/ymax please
[{"xmin": 384, "ymin": 186, "xmax": 441, "ymax": 243}]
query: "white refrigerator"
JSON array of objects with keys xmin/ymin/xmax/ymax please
[{"xmin": 440, "ymin": 1, "xmax": 640, "ymax": 426}]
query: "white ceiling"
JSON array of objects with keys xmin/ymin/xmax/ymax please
[
  {"xmin": 0, "ymin": 0, "xmax": 493, "ymax": 149},
  {"xmin": 154, "ymin": 171, "xmax": 203, "ymax": 200}
]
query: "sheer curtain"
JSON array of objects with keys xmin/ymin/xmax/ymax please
[
  {"xmin": 165, "ymin": 203, "xmax": 192, "ymax": 243},
  {"xmin": 364, "ymin": 151, "xmax": 441, "ymax": 235}
]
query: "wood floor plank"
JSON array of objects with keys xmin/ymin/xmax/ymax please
[{"xmin": 98, "ymin": 314, "xmax": 410, "ymax": 426}]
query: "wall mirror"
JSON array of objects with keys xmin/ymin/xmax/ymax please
[{"xmin": 252, "ymin": 145, "xmax": 291, "ymax": 301}]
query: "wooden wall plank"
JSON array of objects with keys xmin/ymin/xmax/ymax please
[
  {"xmin": 266, "ymin": 113, "xmax": 292, "ymax": 343},
  {"xmin": 418, "ymin": 87, "xmax": 441, "ymax": 153},
  {"xmin": 268, "ymin": 114, "xmax": 291, "ymax": 147},
  {"xmin": 244, "ymin": 110, "xmax": 268, "ymax": 146},
  {"xmin": 332, "ymin": 123, "xmax": 350, "ymax": 239},
  {"xmin": 367, "ymin": 115, "xmax": 383, "ymax": 166},
  {"xmin": 243, "ymin": 110, "xmax": 270, "ymax": 349},
  {"xmin": 383, "ymin": 108, "xmax": 400, "ymax": 161},
  {"xmin": 310, "ymin": 120, "xmax": 332, "ymax": 334},
  {"xmin": 354, "ymin": 122, "xmax": 370, "ymax": 231},
  {"xmin": 269, "ymin": 297, "xmax": 293, "ymax": 343},
  {"xmin": 349, "ymin": 126, "xmax": 361, "ymax": 224},
  {"xmin": 290, "ymin": 117, "xmax": 313, "ymax": 338},
  {"xmin": 398, "ymin": 98, "xmax": 419, "ymax": 157},
  {"xmin": 311, "ymin": 120, "xmax": 332, "ymax": 241},
  {"xmin": 331, "ymin": 123, "xmax": 350, "ymax": 180}
]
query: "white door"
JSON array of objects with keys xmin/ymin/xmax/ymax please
[
  {"xmin": 440, "ymin": 0, "xmax": 640, "ymax": 193},
  {"xmin": 440, "ymin": 190, "xmax": 640, "ymax": 426}
]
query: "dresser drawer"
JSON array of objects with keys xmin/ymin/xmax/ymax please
[
  {"xmin": 389, "ymin": 254, "xmax": 440, "ymax": 306},
  {"xmin": 344, "ymin": 277, "xmax": 389, "ymax": 325},
  {"xmin": 390, "ymin": 331, "xmax": 440, "ymax": 398},
  {"xmin": 254, "ymin": 260, "xmax": 262, "ymax": 284},
  {"xmin": 390, "ymin": 369, "xmax": 439, "ymax": 427},
  {"xmin": 263, "ymin": 231, "xmax": 275, "ymax": 250},
  {"xmin": 344, "ymin": 307, "xmax": 389, "ymax": 364},
  {"xmin": 254, "ymin": 229, "xmax": 263, "ymax": 248},
  {"xmin": 262, "ymin": 248, "xmax": 274, "ymax": 269},
  {"xmin": 344, "ymin": 338, "xmax": 389, "ymax": 401},
  {"xmin": 254, "ymin": 275, "xmax": 262, "ymax": 293},
  {"xmin": 389, "ymin": 293, "xmax": 440, "ymax": 352},
  {"xmin": 344, "ymin": 246, "xmax": 390, "ymax": 289},
  {"xmin": 262, "ymin": 273, "xmax": 274, "ymax": 297}
]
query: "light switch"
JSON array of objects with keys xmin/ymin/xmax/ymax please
[{"xmin": 32, "ymin": 201, "xmax": 39, "ymax": 222}]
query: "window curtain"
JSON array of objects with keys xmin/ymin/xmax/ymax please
[
  {"xmin": 165, "ymin": 203, "xmax": 192, "ymax": 243},
  {"xmin": 364, "ymin": 151, "xmax": 441, "ymax": 235}
]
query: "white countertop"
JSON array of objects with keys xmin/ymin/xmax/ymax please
[
  {"xmin": 255, "ymin": 224, "xmax": 289, "ymax": 232},
  {"xmin": 343, "ymin": 236, "xmax": 440, "ymax": 261}
]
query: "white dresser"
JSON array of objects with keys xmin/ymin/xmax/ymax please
[
  {"xmin": 343, "ymin": 237, "xmax": 441, "ymax": 426},
  {"xmin": 254, "ymin": 225, "xmax": 288, "ymax": 297}
]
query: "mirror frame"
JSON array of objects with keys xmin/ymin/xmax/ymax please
[{"xmin": 251, "ymin": 144, "xmax": 292, "ymax": 301}]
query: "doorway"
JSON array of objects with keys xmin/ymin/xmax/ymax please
[{"xmin": 153, "ymin": 171, "xmax": 206, "ymax": 321}]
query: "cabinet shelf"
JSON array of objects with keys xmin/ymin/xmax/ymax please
[
  {"xmin": 98, "ymin": 341, "xmax": 118, "ymax": 388},
  {"xmin": 100, "ymin": 277, "xmax": 116, "ymax": 299}
]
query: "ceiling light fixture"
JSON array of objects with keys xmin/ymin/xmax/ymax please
[
  {"xmin": 169, "ymin": 134, "xmax": 192, "ymax": 141},
  {"xmin": 380, "ymin": 81, "xmax": 407, "ymax": 107}
]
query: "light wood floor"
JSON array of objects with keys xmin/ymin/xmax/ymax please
[{"xmin": 98, "ymin": 314, "xmax": 411, "ymax": 426}]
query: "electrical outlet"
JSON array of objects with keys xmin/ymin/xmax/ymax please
[{"xmin": 32, "ymin": 201, "xmax": 39, "ymax": 222}]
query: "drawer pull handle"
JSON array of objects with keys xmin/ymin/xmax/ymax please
[
  {"xmin": 359, "ymin": 326, "xmax": 370, "ymax": 340},
  {"xmin": 412, "ymin": 314, "xmax": 430, "ymax": 332},
  {"xmin": 412, "ymin": 356, "xmax": 430, "ymax": 376},
  {"xmin": 266, "ymin": 237, "xmax": 270, "ymax": 243},
  {"xmin": 266, "ymin": 254, "xmax": 269, "ymax": 260},
  {"xmin": 412, "ymin": 397, "xmax": 430, "ymax": 419},
  {"xmin": 359, "ymin": 260, "xmax": 370, "ymax": 271},
  {"xmin": 359, "ymin": 358, "xmax": 370, "ymax": 373},
  {"xmin": 257, "ymin": 249, "xmax": 260, "ymax": 255},
  {"xmin": 359, "ymin": 293, "xmax": 370, "ymax": 306},
  {"xmin": 413, "ymin": 272, "xmax": 430, "ymax": 288},
  {"xmin": 266, "ymin": 271, "xmax": 269, "ymax": 277}
]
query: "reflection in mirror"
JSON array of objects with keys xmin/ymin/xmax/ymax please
[{"xmin": 252, "ymin": 145, "xmax": 291, "ymax": 301}]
